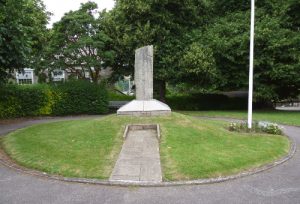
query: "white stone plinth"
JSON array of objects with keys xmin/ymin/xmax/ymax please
[{"xmin": 117, "ymin": 100, "xmax": 171, "ymax": 116}]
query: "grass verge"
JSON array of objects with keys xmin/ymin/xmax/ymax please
[
  {"xmin": 2, "ymin": 117, "xmax": 124, "ymax": 179},
  {"xmin": 1, "ymin": 113, "xmax": 290, "ymax": 180}
]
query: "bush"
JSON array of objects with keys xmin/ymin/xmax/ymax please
[
  {"xmin": 0, "ymin": 81, "xmax": 108, "ymax": 118},
  {"xmin": 166, "ymin": 93, "xmax": 248, "ymax": 110},
  {"xmin": 0, "ymin": 84, "xmax": 52, "ymax": 118},
  {"xmin": 51, "ymin": 81, "xmax": 108, "ymax": 115},
  {"xmin": 228, "ymin": 121, "xmax": 283, "ymax": 135}
]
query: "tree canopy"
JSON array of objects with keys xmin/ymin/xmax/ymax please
[
  {"xmin": 103, "ymin": 0, "xmax": 213, "ymax": 98},
  {"xmin": 1, "ymin": 0, "xmax": 299, "ymax": 102},
  {"xmin": 105, "ymin": 0, "xmax": 299, "ymax": 101},
  {"xmin": 46, "ymin": 2, "xmax": 115, "ymax": 83},
  {"xmin": 198, "ymin": 0, "xmax": 300, "ymax": 101},
  {"xmin": 0, "ymin": 0, "xmax": 49, "ymax": 83}
]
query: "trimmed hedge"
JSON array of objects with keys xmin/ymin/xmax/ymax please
[
  {"xmin": 51, "ymin": 81, "xmax": 108, "ymax": 115},
  {"xmin": 166, "ymin": 94, "xmax": 248, "ymax": 110},
  {"xmin": 0, "ymin": 81, "xmax": 108, "ymax": 118}
]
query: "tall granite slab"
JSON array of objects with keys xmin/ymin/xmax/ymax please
[
  {"xmin": 135, "ymin": 46, "xmax": 153, "ymax": 100},
  {"xmin": 117, "ymin": 45, "xmax": 171, "ymax": 116}
]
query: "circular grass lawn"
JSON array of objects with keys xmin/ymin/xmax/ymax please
[{"xmin": 1, "ymin": 113, "xmax": 290, "ymax": 180}]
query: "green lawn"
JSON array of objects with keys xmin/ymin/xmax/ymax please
[
  {"xmin": 2, "ymin": 113, "xmax": 290, "ymax": 180},
  {"xmin": 2, "ymin": 117, "xmax": 125, "ymax": 179},
  {"xmin": 179, "ymin": 110, "xmax": 300, "ymax": 126}
]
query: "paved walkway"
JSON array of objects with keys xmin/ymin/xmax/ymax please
[
  {"xmin": 110, "ymin": 129, "xmax": 162, "ymax": 182},
  {"xmin": 276, "ymin": 107, "xmax": 300, "ymax": 111},
  {"xmin": 0, "ymin": 116, "xmax": 300, "ymax": 204}
]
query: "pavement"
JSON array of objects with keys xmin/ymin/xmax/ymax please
[
  {"xmin": 1, "ymin": 116, "xmax": 300, "ymax": 204},
  {"xmin": 276, "ymin": 107, "xmax": 300, "ymax": 111},
  {"xmin": 110, "ymin": 129, "xmax": 162, "ymax": 182}
]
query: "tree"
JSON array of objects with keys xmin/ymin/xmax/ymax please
[
  {"xmin": 198, "ymin": 2, "xmax": 300, "ymax": 101},
  {"xmin": 47, "ymin": 2, "xmax": 115, "ymax": 83},
  {"xmin": 179, "ymin": 42, "xmax": 218, "ymax": 87},
  {"xmin": 103, "ymin": 0, "xmax": 210, "ymax": 100},
  {"xmin": 286, "ymin": 0, "xmax": 300, "ymax": 31},
  {"xmin": 0, "ymin": 0, "xmax": 49, "ymax": 83}
]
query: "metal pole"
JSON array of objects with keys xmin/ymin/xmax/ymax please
[{"xmin": 248, "ymin": 0, "xmax": 255, "ymax": 129}]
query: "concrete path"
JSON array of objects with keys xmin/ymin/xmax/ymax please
[
  {"xmin": 110, "ymin": 129, "xmax": 162, "ymax": 182},
  {"xmin": 1, "ymin": 116, "xmax": 300, "ymax": 204}
]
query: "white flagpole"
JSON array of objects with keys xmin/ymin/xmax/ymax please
[{"xmin": 248, "ymin": 0, "xmax": 255, "ymax": 129}]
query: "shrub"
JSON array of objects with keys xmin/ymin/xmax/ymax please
[
  {"xmin": 228, "ymin": 121, "xmax": 283, "ymax": 135},
  {"xmin": 0, "ymin": 81, "xmax": 108, "ymax": 118},
  {"xmin": 51, "ymin": 81, "xmax": 108, "ymax": 115},
  {"xmin": 257, "ymin": 121, "xmax": 283, "ymax": 135},
  {"xmin": 0, "ymin": 84, "xmax": 51, "ymax": 118}
]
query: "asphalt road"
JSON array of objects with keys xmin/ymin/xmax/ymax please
[{"xmin": 0, "ymin": 116, "xmax": 299, "ymax": 204}]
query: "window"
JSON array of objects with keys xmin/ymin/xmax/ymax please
[
  {"xmin": 53, "ymin": 70, "xmax": 63, "ymax": 76},
  {"xmin": 18, "ymin": 79, "xmax": 32, "ymax": 84},
  {"xmin": 51, "ymin": 69, "xmax": 65, "ymax": 82},
  {"xmin": 16, "ymin": 68, "xmax": 34, "ymax": 84}
]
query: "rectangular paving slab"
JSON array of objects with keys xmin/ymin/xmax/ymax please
[{"xmin": 109, "ymin": 128, "xmax": 162, "ymax": 182}]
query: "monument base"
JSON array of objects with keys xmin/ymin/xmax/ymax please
[{"xmin": 117, "ymin": 99, "xmax": 171, "ymax": 116}]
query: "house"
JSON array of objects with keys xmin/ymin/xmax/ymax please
[
  {"xmin": 51, "ymin": 69, "xmax": 66, "ymax": 82},
  {"xmin": 14, "ymin": 67, "xmax": 113, "ymax": 85},
  {"xmin": 15, "ymin": 68, "xmax": 37, "ymax": 84}
]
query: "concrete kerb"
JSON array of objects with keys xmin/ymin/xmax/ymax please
[
  {"xmin": 123, "ymin": 124, "xmax": 160, "ymax": 140},
  {"xmin": 122, "ymin": 125, "xmax": 129, "ymax": 139},
  {"xmin": 0, "ymin": 118, "xmax": 297, "ymax": 187}
]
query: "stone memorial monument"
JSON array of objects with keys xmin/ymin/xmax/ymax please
[{"xmin": 117, "ymin": 45, "xmax": 171, "ymax": 116}]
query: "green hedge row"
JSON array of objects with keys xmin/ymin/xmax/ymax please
[
  {"xmin": 0, "ymin": 81, "xmax": 108, "ymax": 118},
  {"xmin": 166, "ymin": 94, "xmax": 248, "ymax": 110}
]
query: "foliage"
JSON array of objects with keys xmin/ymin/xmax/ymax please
[
  {"xmin": 197, "ymin": 1, "xmax": 300, "ymax": 101},
  {"xmin": 0, "ymin": 0, "xmax": 49, "ymax": 83},
  {"xmin": 286, "ymin": 0, "xmax": 300, "ymax": 31},
  {"xmin": 37, "ymin": 73, "xmax": 48, "ymax": 83},
  {"xmin": 179, "ymin": 43, "xmax": 218, "ymax": 86},
  {"xmin": 0, "ymin": 81, "xmax": 108, "ymax": 118},
  {"xmin": 166, "ymin": 94, "xmax": 248, "ymax": 110},
  {"xmin": 258, "ymin": 121, "xmax": 283, "ymax": 135},
  {"xmin": 51, "ymin": 81, "xmax": 108, "ymax": 115},
  {"xmin": 46, "ymin": 2, "xmax": 115, "ymax": 83},
  {"xmin": 1, "ymin": 0, "xmax": 299, "ymax": 102},
  {"xmin": 103, "ymin": 0, "xmax": 211, "ymax": 98},
  {"xmin": 228, "ymin": 121, "xmax": 283, "ymax": 135},
  {"xmin": 103, "ymin": 0, "xmax": 299, "ymax": 101},
  {"xmin": 0, "ymin": 84, "xmax": 51, "ymax": 118}
]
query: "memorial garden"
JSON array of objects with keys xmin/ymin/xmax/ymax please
[{"xmin": 0, "ymin": 0, "xmax": 299, "ymax": 189}]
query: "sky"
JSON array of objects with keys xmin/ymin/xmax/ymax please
[{"xmin": 43, "ymin": 0, "xmax": 115, "ymax": 28}]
